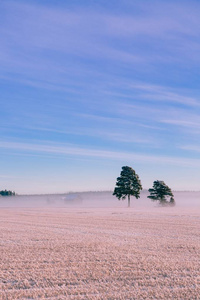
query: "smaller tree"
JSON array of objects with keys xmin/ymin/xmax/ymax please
[
  {"xmin": 113, "ymin": 166, "xmax": 142, "ymax": 207},
  {"xmin": 0, "ymin": 190, "xmax": 15, "ymax": 196},
  {"xmin": 148, "ymin": 180, "xmax": 175, "ymax": 206}
]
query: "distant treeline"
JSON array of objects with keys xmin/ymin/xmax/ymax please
[{"xmin": 0, "ymin": 190, "xmax": 15, "ymax": 196}]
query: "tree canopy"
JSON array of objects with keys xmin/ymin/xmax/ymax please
[
  {"xmin": 0, "ymin": 190, "xmax": 15, "ymax": 196},
  {"xmin": 148, "ymin": 180, "xmax": 175, "ymax": 205},
  {"xmin": 113, "ymin": 166, "xmax": 142, "ymax": 207}
]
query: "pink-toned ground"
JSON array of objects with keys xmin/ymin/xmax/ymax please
[{"xmin": 0, "ymin": 204, "xmax": 200, "ymax": 299}]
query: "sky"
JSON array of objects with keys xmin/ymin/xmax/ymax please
[{"xmin": 1, "ymin": 0, "xmax": 200, "ymax": 194}]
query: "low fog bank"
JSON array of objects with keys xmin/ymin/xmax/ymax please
[{"xmin": 0, "ymin": 190, "xmax": 199, "ymax": 209}]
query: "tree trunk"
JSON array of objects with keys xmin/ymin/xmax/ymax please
[{"xmin": 128, "ymin": 194, "xmax": 130, "ymax": 207}]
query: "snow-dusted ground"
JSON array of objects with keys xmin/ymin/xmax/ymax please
[{"xmin": 0, "ymin": 192, "xmax": 200, "ymax": 299}]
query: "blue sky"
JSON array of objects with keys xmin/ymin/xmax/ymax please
[{"xmin": 1, "ymin": 0, "xmax": 200, "ymax": 194}]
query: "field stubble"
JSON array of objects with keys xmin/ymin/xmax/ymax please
[{"xmin": 0, "ymin": 205, "xmax": 200, "ymax": 299}]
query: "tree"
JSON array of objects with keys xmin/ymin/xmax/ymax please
[
  {"xmin": 0, "ymin": 190, "xmax": 15, "ymax": 196},
  {"xmin": 113, "ymin": 166, "xmax": 142, "ymax": 207},
  {"xmin": 148, "ymin": 180, "xmax": 175, "ymax": 206}
]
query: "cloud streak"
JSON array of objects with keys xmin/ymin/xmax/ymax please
[
  {"xmin": 162, "ymin": 120, "xmax": 200, "ymax": 129},
  {"xmin": 1, "ymin": 140, "xmax": 200, "ymax": 168},
  {"xmin": 180, "ymin": 145, "xmax": 200, "ymax": 153}
]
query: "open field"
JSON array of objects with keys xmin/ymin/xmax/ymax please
[{"xmin": 0, "ymin": 193, "xmax": 200, "ymax": 299}]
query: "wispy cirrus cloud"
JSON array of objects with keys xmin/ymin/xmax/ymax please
[
  {"xmin": 180, "ymin": 145, "xmax": 200, "ymax": 153},
  {"xmin": 162, "ymin": 120, "xmax": 200, "ymax": 129},
  {"xmin": 131, "ymin": 84, "xmax": 200, "ymax": 107},
  {"xmin": 103, "ymin": 81, "xmax": 200, "ymax": 111},
  {"xmin": 1, "ymin": 123, "xmax": 157, "ymax": 146},
  {"xmin": 2, "ymin": 0, "xmax": 200, "ymax": 79},
  {"xmin": 1, "ymin": 140, "xmax": 200, "ymax": 168}
]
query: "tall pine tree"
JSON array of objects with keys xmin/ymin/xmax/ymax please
[{"xmin": 113, "ymin": 166, "xmax": 142, "ymax": 207}]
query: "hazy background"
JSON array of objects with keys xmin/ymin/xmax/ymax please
[
  {"xmin": 1, "ymin": 1, "xmax": 200, "ymax": 194},
  {"xmin": 0, "ymin": 191, "xmax": 199, "ymax": 210}
]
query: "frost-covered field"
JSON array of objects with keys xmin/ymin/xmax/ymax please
[{"xmin": 0, "ymin": 192, "xmax": 200, "ymax": 299}]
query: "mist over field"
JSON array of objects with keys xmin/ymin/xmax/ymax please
[{"xmin": 0, "ymin": 190, "xmax": 200, "ymax": 210}]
